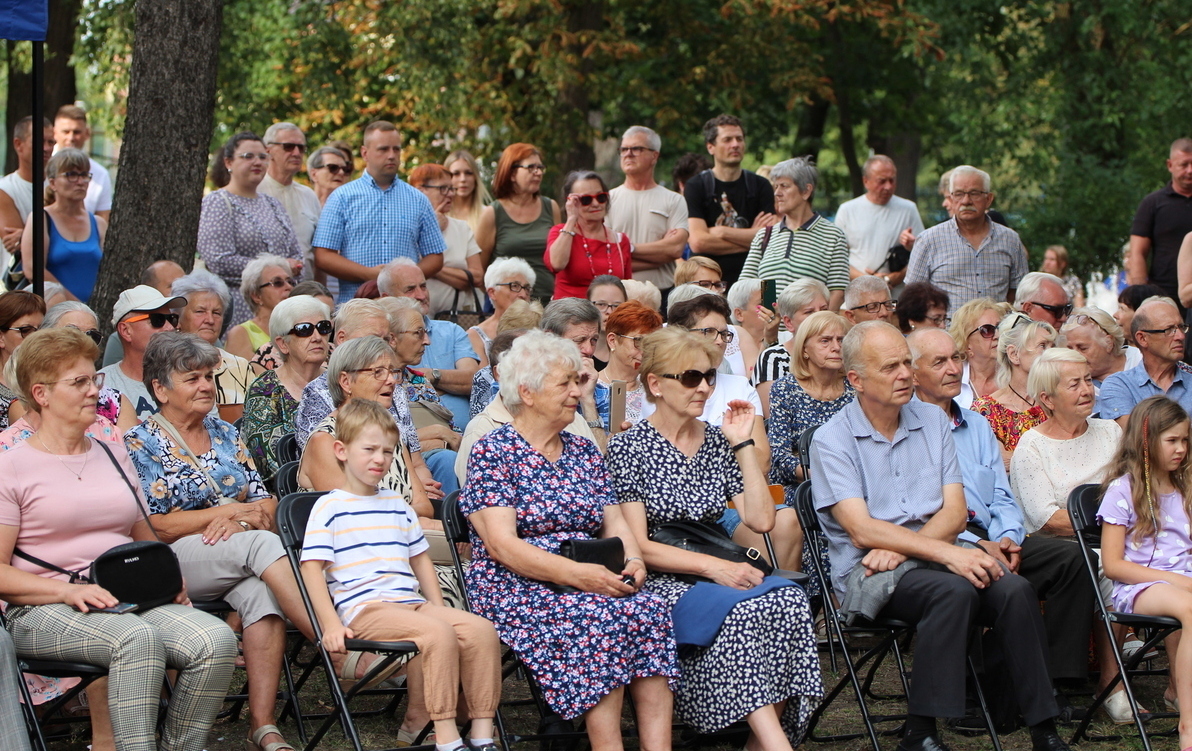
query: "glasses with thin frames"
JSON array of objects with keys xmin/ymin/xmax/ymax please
[
  {"xmin": 949, "ymin": 189, "xmax": 990, "ymax": 201},
  {"xmin": 397, "ymin": 328, "xmax": 429, "ymax": 339},
  {"xmin": 924, "ymin": 314, "xmax": 951, "ymax": 327},
  {"xmin": 268, "ymin": 141, "xmax": 306, "ymax": 153},
  {"xmin": 516, "ymin": 164, "xmax": 546, "ymax": 173},
  {"xmin": 694, "ymin": 280, "xmax": 728, "ymax": 293},
  {"xmin": 421, "ymin": 184, "xmax": 455, "ymax": 195},
  {"xmin": 661, "ymin": 368, "xmax": 718, "ymax": 389},
  {"xmin": 615, "ymin": 333, "xmax": 645, "ymax": 347},
  {"xmin": 689, "ymin": 326, "xmax": 735, "ymax": 344},
  {"xmin": 592, "ymin": 301, "xmax": 621, "ymax": 312},
  {"xmin": 124, "ymin": 312, "xmax": 179, "ymax": 329},
  {"xmin": 259, "ymin": 277, "xmax": 297, "ymax": 290},
  {"xmin": 288, "ymin": 320, "xmax": 333, "ymax": 338},
  {"xmin": 1, "ymin": 324, "xmax": 39, "ymax": 338},
  {"xmin": 619, "ymin": 146, "xmax": 655, "ymax": 156},
  {"xmin": 42, "ymin": 373, "xmax": 105, "ymax": 390},
  {"xmin": 849, "ymin": 300, "xmax": 897, "ymax": 314},
  {"xmin": 1140, "ymin": 324, "xmax": 1190, "ymax": 338},
  {"xmin": 348, "ymin": 366, "xmax": 401, "ymax": 382},
  {"xmin": 57, "ymin": 171, "xmax": 92, "ymax": 182},
  {"xmin": 236, "ymin": 152, "xmax": 269, "ymax": 161}
]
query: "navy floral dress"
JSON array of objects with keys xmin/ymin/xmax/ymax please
[
  {"xmin": 606, "ymin": 421, "xmax": 823, "ymax": 742},
  {"xmin": 459, "ymin": 423, "xmax": 678, "ymax": 720}
]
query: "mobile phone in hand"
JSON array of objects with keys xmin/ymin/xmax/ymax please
[{"xmin": 94, "ymin": 602, "xmax": 138, "ymax": 614}]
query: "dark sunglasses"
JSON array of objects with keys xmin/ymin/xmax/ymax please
[
  {"xmin": 661, "ymin": 368, "xmax": 717, "ymax": 389},
  {"xmin": 259, "ymin": 277, "xmax": 297, "ymax": 290},
  {"xmin": 126, "ymin": 312, "xmax": 179, "ymax": 329},
  {"xmin": 1029, "ymin": 301, "xmax": 1073, "ymax": 319},
  {"xmin": 571, "ymin": 192, "xmax": 609, "ymax": 206},
  {"xmin": 65, "ymin": 324, "xmax": 103, "ymax": 345},
  {"xmin": 969, "ymin": 323, "xmax": 998, "ymax": 339},
  {"xmin": 320, "ymin": 163, "xmax": 350, "ymax": 175},
  {"xmin": 268, "ymin": 141, "xmax": 306, "ymax": 153},
  {"xmin": 288, "ymin": 320, "xmax": 333, "ymax": 338}
]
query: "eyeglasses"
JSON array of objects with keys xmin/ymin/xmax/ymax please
[
  {"xmin": 969, "ymin": 323, "xmax": 998, "ymax": 339},
  {"xmin": 124, "ymin": 312, "xmax": 179, "ymax": 329},
  {"xmin": 63, "ymin": 324, "xmax": 103, "ymax": 345},
  {"xmin": 693, "ymin": 280, "xmax": 728, "ymax": 293},
  {"xmin": 1029, "ymin": 301, "xmax": 1073, "ymax": 319},
  {"xmin": 592, "ymin": 300, "xmax": 621, "ymax": 312},
  {"xmin": 688, "ymin": 326, "xmax": 735, "ymax": 343},
  {"xmin": 348, "ymin": 366, "xmax": 401, "ymax": 381},
  {"xmin": 661, "ymin": 368, "xmax": 718, "ymax": 389},
  {"xmin": 259, "ymin": 277, "xmax": 297, "ymax": 289},
  {"xmin": 58, "ymin": 171, "xmax": 92, "ymax": 182},
  {"xmin": 615, "ymin": 333, "xmax": 645, "ymax": 347},
  {"xmin": 494, "ymin": 282, "xmax": 531, "ymax": 293},
  {"xmin": 570, "ymin": 192, "xmax": 609, "ymax": 206},
  {"xmin": 1070, "ymin": 314, "xmax": 1111, "ymax": 337},
  {"xmin": 1009, "ymin": 312, "xmax": 1032, "ymax": 330},
  {"xmin": 288, "ymin": 320, "xmax": 333, "ymax": 338},
  {"xmin": 924, "ymin": 314, "xmax": 951, "ymax": 327},
  {"xmin": 515, "ymin": 164, "xmax": 546, "ymax": 173},
  {"xmin": 619, "ymin": 146, "xmax": 655, "ymax": 156},
  {"xmin": 949, "ymin": 190, "xmax": 990, "ymax": 201},
  {"xmin": 41, "ymin": 373, "xmax": 105, "ymax": 390},
  {"xmin": 319, "ymin": 163, "xmax": 350, "ymax": 175},
  {"xmin": 396, "ymin": 328, "xmax": 429, "ymax": 339},
  {"xmin": 267, "ymin": 141, "xmax": 306, "ymax": 153},
  {"xmin": 420, "ymin": 183, "xmax": 455, "ymax": 195},
  {"xmin": 1140, "ymin": 324, "xmax": 1190, "ymax": 338},
  {"xmin": 236, "ymin": 152, "xmax": 270, "ymax": 161},
  {"xmin": 0, "ymin": 324, "xmax": 39, "ymax": 337},
  {"xmin": 849, "ymin": 300, "xmax": 897, "ymax": 314}
]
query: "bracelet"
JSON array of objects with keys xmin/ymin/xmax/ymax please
[
  {"xmin": 586, "ymin": 419, "xmax": 603, "ymax": 430},
  {"xmin": 560, "ymin": 229, "xmax": 577, "ymax": 237},
  {"xmin": 625, "ymin": 557, "xmax": 643, "ymax": 564},
  {"xmin": 731, "ymin": 439, "xmax": 756, "ymax": 453}
]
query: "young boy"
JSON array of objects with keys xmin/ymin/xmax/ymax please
[{"xmin": 301, "ymin": 398, "xmax": 501, "ymax": 751}]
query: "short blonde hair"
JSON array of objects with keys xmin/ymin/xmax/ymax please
[
  {"xmin": 638, "ymin": 328, "xmax": 719, "ymax": 404},
  {"xmin": 949, "ymin": 298, "xmax": 1011, "ymax": 353},
  {"xmin": 16, "ymin": 328, "xmax": 99, "ymax": 413},
  {"xmin": 791, "ymin": 311, "xmax": 851, "ymax": 381},
  {"xmin": 1027, "ymin": 347, "xmax": 1088, "ymax": 410},
  {"xmin": 622, "ymin": 279, "xmax": 661, "ymax": 312},
  {"xmin": 673, "ymin": 256, "xmax": 722, "ymax": 286},
  {"xmin": 498, "ymin": 299, "xmax": 544, "ymax": 332},
  {"xmin": 996, "ymin": 313, "xmax": 1057, "ymax": 388},
  {"xmin": 335, "ymin": 398, "xmax": 399, "ymax": 451}
]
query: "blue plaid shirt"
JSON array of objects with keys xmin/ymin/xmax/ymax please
[
  {"xmin": 905, "ymin": 217, "xmax": 1028, "ymax": 316},
  {"xmin": 312, "ymin": 172, "xmax": 446, "ymax": 301}
]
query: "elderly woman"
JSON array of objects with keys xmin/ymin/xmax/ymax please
[
  {"xmin": 546, "ymin": 171, "xmax": 633, "ymax": 300},
  {"xmin": 445, "ymin": 149, "xmax": 490, "ymax": 235},
  {"xmin": 588, "ymin": 275, "xmax": 628, "ymax": 370},
  {"xmin": 307, "ymin": 146, "xmax": 352, "ymax": 206},
  {"xmin": 476, "ymin": 143, "xmax": 561, "ymax": 301},
  {"xmin": 597, "ymin": 301, "xmax": 664, "ymax": 427},
  {"xmin": 607, "ymin": 327, "xmax": 822, "ymax": 749},
  {"xmin": 674, "ymin": 256, "xmax": 726, "ymax": 293},
  {"xmin": 124, "ymin": 332, "xmax": 328, "ymax": 751},
  {"xmin": 728, "ymin": 278, "xmax": 772, "ymax": 379},
  {"xmin": 410, "ymin": 164, "xmax": 485, "ymax": 318},
  {"xmin": 459, "ymin": 330, "xmax": 677, "ymax": 749},
  {"xmin": 18, "ymin": 149, "xmax": 105, "ymax": 302},
  {"xmin": 896, "ymin": 281, "xmax": 952, "ymax": 333},
  {"xmin": 467, "ymin": 257, "xmax": 535, "ymax": 364},
  {"xmin": 242, "ymin": 294, "xmax": 331, "ymax": 486},
  {"xmin": 751, "ymin": 279, "xmax": 831, "ymax": 418},
  {"xmin": 1041, "ymin": 245, "xmax": 1084, "ymax": 307},
  {"xmin": 0, "ymin": 291, "xmax": 44, "ymax": 429},
  {"xmin": 949, "ymin": 298, "xmax": 1011, "ymax": 409},
  {"xmin": 225, "ymin": 253, "xmax": 296, "ymax": 364},
  {"xmin": 1061, "ymin": 306, "xmax": 1140, "ymax": 392},
  {"xmin": 171, "ymin": 270, "xmax": 256, "ymax": 423},
  {"xmin": 470, "ymin": 301, "xmax": 544, "ymax": 417},
  {"xmin": 740, "ymin": 157, "xmax": 848, "ymax": 307},
  {"xmin": 249, "ymin": 280, "xmax": 334, "ymax": 374},
  {"xmin": 198, "ymin": 132, "xmax": 303, "ymax": 327},
  {"xmin": 0, "ymin": 328, "xmax": 237, "ymax": 751},
  {"xmin": 971, "ymin": 313, "xmax": 1057, "ymax": 464}
]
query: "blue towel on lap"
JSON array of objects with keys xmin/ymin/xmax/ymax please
[{"xmin": 671, "ymin": 575, "xmax": 795, "ymax": 647}]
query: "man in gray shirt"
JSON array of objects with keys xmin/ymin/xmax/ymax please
[{"xmin": 810, "ymin": 321, "xmax": 1068, "ymax": 751}]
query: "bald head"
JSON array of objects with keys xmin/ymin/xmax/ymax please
[
  {"xmin": 142, "ymin": 261, "xmax": 186, "ymax": 296},
  {"xmin": 842, "ymin": 321, "xmax": 914, "ymax": 408}
]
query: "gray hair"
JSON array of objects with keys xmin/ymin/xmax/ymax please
[
  {"xmin": 240, "ymin": 253, "xmax": 294, "ymax": 313},
  {"xmin": 333, "ymin": 298, "xmax": 389, "ymax": 339},
  {"xmin": 622, "ymin": 279, "xmax": 661, "ymax": 312},
  {"xmin": 907, "ymin": 327, "xmax": 956, "ymax": 366},
  {"xmin": 842, "ymin": 320, "xmax": 901, "ymax": 377},
  {"xmin": 308, "ymin": 146, "xmax": 348, "ymax": 170},
  {"xmin": 326, "ymin": 335, "xmax": 394, "ymax": 407},
  {"xmin": 727, "ymin": 279, "xmax": 761, "ymax": 324},
  {"xmin": 1014, "ymin": 271, "xmax": 1068, "ymax": 309},
  {"xmin": 173, "ymin": 269, "xmax": 232, "ymax": 313},
  {"xmin": 375, "ymin": 296, "xmax": 423, "ymax": 333},
  {"xmin": 43, "ymin": 301, "xmax": 97, "ymax": 329},
  {"xmin": 996, "ymin": 313, "xmax": 1057, "ymax": 388},
  {"xmin": 1027, "ymin": 347, "xmax": 1088, "ymax": 408},
  {"xmin": 948, "ymin": 165, "xmax": 992, "ymax": 193},
  {"xmin": 777, "ymin": 278, "xmax": 830, "ymax": 319},
  {"xmin": 665, "ymin": 283, "xmax": 714, "ymax": 311},
  {"xmin": 269, "ymin": 294, "xmax": 332, "ymax": 343},
  {"xmin": 376, "ymin": 257, "xmax": 420, "ymax": 297},
  {"xmin": 262, "ymin": 122, "xmax": 304, "ymax": 145},
  {"xmin": 540, "ymin": 298, "xmax": 600, "ymax": 337},
  {"xmin": 1060, "ymin": 306, "xmax": 1124, "ymax": 353},
  {"xmin": 484, "ymin": 257, "xmax": 536, "ymax": 290},
  {"xmin": 769, "ymin": 156, "xmax": 818, "ymax": 199},
  {"xmin": 498, "ymin": 330, "xmax": 583, "ymax": 416},
  {"xmin": 142, "ymin": 332, "xmax": 222, "ymax": 406},
  {"xmin": 862, "ymin": 155, "xmax": 895, "ymax": 179},
  {"xmin": 843, "ymin": 275, "xmax": 890, "ymax": 310},
  {"xmin": 621, "ymin": 125, "xmax": 661, "ymax": 152},
  {"xmin": 1131, "ymin": 296, "xmax": 1181, "ymax": 340}
]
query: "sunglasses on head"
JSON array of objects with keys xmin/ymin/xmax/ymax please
[
  {"xmin": 288, "ymin": 320, "xmax": 333, "ymax": 338},
  {"xmin": 570, "ymin": 192, "xmax": 609, "ymax": 206},
  {"xmin": 661, "ymin": 368, "xmax": 717, "ymax": 389},
  {"xmin": 969, "ymin": 323, "xmax": 998, "ymax": 339},
  {"xmin": 125, "ymin": 312, "xmax": 179, "ymax": 329}
]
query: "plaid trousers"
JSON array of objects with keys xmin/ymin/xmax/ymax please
[{"xmin": 0, "ymin": 627, "xmax": 32, "ymax": 750}]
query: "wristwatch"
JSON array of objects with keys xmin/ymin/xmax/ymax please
[{"xmin": 430, "ymin": 368, "xmax": 442, "ymax": 388}]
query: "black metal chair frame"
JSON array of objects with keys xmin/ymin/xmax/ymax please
[
  {"xmin": 276, "ymin": 433, "xmax": 301, "ymax": 466},
  {"xmin": 275, "ymin": 460, "xmax": 301, "ymax": 499},
  {"xmin": 1066, "ymin": 483, "xmax": 1180, "ymax": 750}
]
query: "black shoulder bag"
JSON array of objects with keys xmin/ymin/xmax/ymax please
[
  {"xmin": 13, "ymin": 440, "xmax": 183, "ymax": 611},
  {"xmin": 650, "ymin": 519, "xmax": 773, "ymax": 584}
]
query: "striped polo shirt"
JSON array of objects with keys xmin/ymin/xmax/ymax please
[
  {"xmin": 740, "ymin": 213, "xmax": 850, "ymax": 293},
  {"xmin": 301, "ymin": 488, "xmax": 430, "ymax": 622}
]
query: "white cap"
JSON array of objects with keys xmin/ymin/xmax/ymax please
[{"xmin": 111, "ymin": 285, "xmax": 186, "ymax": 326}]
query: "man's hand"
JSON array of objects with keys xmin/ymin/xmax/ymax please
[
  {"xmin": 751, "ymin": 212, "xmax": 780, "ymax": 229},
  {"xmin": 942, "ymin": 545, "xmax": 1004, "ymax": 589},
  {"xmin": 862, "ymin": 548, "xmax": 908, "ymax": 575},
  {"xmin": 899, "ymin": 228, "xmax": 916, "ymax": 250},
  {"xmin": 1, "ymin": 227, "xmax": 21, "ymax": 254},
  {"xmin": 579, "ymin": 356, "xmax": 599, "ymax": 400}
]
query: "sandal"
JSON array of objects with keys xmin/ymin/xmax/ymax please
[
  {"xmin": 337, "ymin": 650, "xmax": 405, "ymax": 693},
  {"xmin": 395, "ymin": 727, "xmax": 436, "ymax": 747},
  {"xmin": 248, "ymin": 724, "xmax": 295, "ymax": 751}
]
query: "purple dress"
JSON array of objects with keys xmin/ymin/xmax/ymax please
[
  {"xmin": 1097, "ymin": 473, "xmax": 1192, "ymax": 612},
  {"xmin": 458, "ymin": 423, "xmax": 678, "ymax": 719}
]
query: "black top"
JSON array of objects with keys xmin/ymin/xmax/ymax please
[
  {"xmin": 1131, "ymin": 182, "xmax": 1192, "ymax": 300},
  {"xmin": 684, "ymin": 169, "xmax": 775, "ymax": 285}
]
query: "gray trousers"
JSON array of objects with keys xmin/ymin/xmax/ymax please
[
  {"xmin": 0, "ymin": 627, "xmax": 32, "ymax": 751},
  {"xmin": 172, "ymin": 530, "xmax": 287, "ymax": 628}
]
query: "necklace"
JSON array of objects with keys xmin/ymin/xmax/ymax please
[
  {"xmin": 577, "ymin": 225, "xmax": 625, "ymax": 280},
  {"xmin": 35, "ymin": 433, "xmax": 87, "ymax": 481},
  {"xmin": 1007, "ymin": 383, "xmax": 1034, "ymax": 407}
]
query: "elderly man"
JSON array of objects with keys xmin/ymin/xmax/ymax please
[
  {"xmin": 0, "ymin": 116, "xmax": 53, "ymax": 255},
  {"xmin": 909, "ymin": 328, "xmax": 1095, "ymax": 710},
  {"xmin": 811, "ymin": 320, "xmax": 1068, "ymax": 751},
  {"xmin": 1127, "ymin": 138, "xmax": 1192, "ymax": 302},
  {"xmin": 312, "ymin": 120, "xmax": 444, "ymax": 302},
  {"xmin": 51, "ymin": 105, "xmax": 113, "ymax": 221},
  {"xmin": 836, "ymin": 155, "xmax": 925, "ymax": 288},
  {"xmin": 377, "ymin": 257, "xmax": 481, "ymax": 428},
  {"xmin": 1100, "ymin": 296, "xmax": 1192, "ymax": 426},
  {"xmin": 1013, "ymin": 272, "xmax": 1072, "ymax": 328},
  {"xmin": 905, "ymin": 166, "xmax": 1029, "ymax": 316},
  {"xmin": 540, "ymin": 297, "xmax": 608, "ymax": 450},
  {"xmin": 842, "ymin": 275, "xmax": 896, "ymax": 324},
  {"xmin": 607, "ymin": 125, "xmax": 689, "ymax": 301},
  {"xmin": 258, "ymin": 122, "xmax": 322, "ymax": 282},
  {"xmin": 99, "ymin": 285, "xmax": 186, "ymax": 418}
]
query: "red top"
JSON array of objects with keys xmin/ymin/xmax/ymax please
[{"xmin": 545, "ymin": 224, "xmax": 633, "ymax": 300}]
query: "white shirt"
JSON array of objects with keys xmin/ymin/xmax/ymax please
[
  {"xmin": 258, "ymin": 173, "xmax": 322, "ymax": 279},
  {"xmin": 84, "ymin": 159, "xmax": 113, "ymax": 214},
  {"xmin": 0, "ymin": 171, "xmax": 32, "ymax": 222},
  {"xmin": 834, "ymin": 194, "xmax": 924, "ymax": 274},
  {"xmin": 427, "ymin": 216, "xmax": 483, "ymax": 316},
  {"xmin": 607, "ymin": 183, "xmax": 689, "ymax": 290}
]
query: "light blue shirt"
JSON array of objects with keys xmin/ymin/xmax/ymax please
[
  {"xmin": 904, "ymin": 217, "xmax": 1028, "ymax": 316},
  {"xmin": 945, "ymin": 401, "xmax": 1026, "ymax": 545},
  {"xmin": 1098, "ymin": 360, "xmax": 1192, "ymax": 421},
  {"xmin": 417, "ymin": 318, "xmax": 480, "ymax": 430}
]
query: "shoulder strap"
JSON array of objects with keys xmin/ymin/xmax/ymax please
[
  {"xmin": 11, "ymin": 547, "xmax": 90, "ymax": 582},
  {"xmin": 148, "ymin": 413, "xmax": 223, "ymax": 497},
  {"xmin": 93, "ymin": 438, "xmax": 162, "ymax": 541},
  {"xmin": 761, "ymin": 224, "xmax": 775, "ymax": 247}
]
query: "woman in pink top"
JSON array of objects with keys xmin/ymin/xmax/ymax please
[{"xmin": 0, "ymin": 328, "xmax": 238, "ymax": 751}]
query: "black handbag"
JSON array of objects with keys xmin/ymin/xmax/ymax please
[
  {"xmin": 884, "ymin": 244, "xmax": 911, "ymax": 273},
  {"xmin": 650, "ymin": 520, "xmax": 773, "ymax": 584},
  {"xmin": 542, "ymin": 537, "xmax": 626, "ymax": 594},
  {"xmin": 433, "ymin": 270, "xmax": 487, "ymax": 329}
]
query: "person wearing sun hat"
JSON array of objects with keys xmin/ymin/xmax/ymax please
[{"xmin": 98, "ymin": 284, "xmax": 187, "ymax": 418}]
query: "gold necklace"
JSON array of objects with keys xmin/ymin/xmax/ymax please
[{"xmin": 35, "ymin": 433, "xmax": 87, "ymax": 481}]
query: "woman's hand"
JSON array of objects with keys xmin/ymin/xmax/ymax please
[
  {"xmin": 704, "ymin": 559, "xmax": 764, "ymax": 590},
  {"xmin": 288, "ymin": 258, "xmax": 304, "ymax": 278},
  {"xmin": 230, "ymin": 504, "xmax": 271, "ymax": 531},
  {"xmin": 62, "ymin": 583, "xmax": 120, "ymax": 613},
  {"xmin": 563, "ymin": 194, "xmax": 586, "ymax": 224},
  {"xmin": 201, "ymin": 516, "xmax": 246, "ymax": 545},
  {"xmin": 622, "ymin": 557, "xmax": 647, "ymax": 590},
  {"xmin": 759, "ymin": 305, "xmax": 780, "ymax": 344},
  {"xmin": 174, "ymin": 579, "xmax": 192, "ymax": 607},
  {"xmin": 567, "ymin": 562, "xmax": 636, "ymax": 597},
  {"xmin": 321, "ymin": 623, "xmax": 354, "ymax": 654},
  {"xmin": 720, "ymin": 399, "xmax": 756, "ymax": 445}
]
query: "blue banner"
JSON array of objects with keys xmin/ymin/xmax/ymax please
[{"xmin": 0, "ymin": 0, "xmax": 49, "ymax": 42}]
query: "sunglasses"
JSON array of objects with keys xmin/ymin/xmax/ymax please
[
  {"xmin": 661, "ymin": 368, "xmax": 718, "ymax": 389},
  {"xmin": 259, "ymin": 277, "xmax": 297, "ymax": 290},
  {"xmin": 570, "ymin": 192, "xmax": 609, "ymax": 206},
  {"xmin": 1071, "ymin": 314, "xmax": 1111, "ymax": 338},
  {"xmin": 125, "ymin": 312, "xmax": 179, "ymax": 329},
  {"xmin": 969, "ymin": 323, "xmax": 998, "ymax": 339},
  {"xmin": 268, "ymin": 141, "xmax": 307, "ymax": 153},
  {"xmin": 0, "ymin": 324, "xmax": 39, "ymax": 338},
  {"xmin": 288, "ymin": 320, "xmax": 332, "ymax": 338},
  {"xmin": 1029, "ymin": 301, "xmax": 1073, "ymax": 319},
  {"xmin": 320, "ymin": 163, "xmax": 350, "ymax": 175},
  {"xmin": 63, "ymin": 324, "xmax": 104, "ymax": 345}
]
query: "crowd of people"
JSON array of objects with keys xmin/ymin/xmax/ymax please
[{"xmin": 0, "ymin": 105, "xmax": 1189, "ymax": 751}]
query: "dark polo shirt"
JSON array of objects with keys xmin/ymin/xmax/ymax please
[{"xmin": 1131, "ymin": 181, "xmax": 1192, "ymax": 301}]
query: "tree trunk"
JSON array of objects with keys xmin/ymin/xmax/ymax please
[
  {"xmin": 91, "ymin": 0, "xmax": 223, "ymax": 336},
  {"xmin": 555, "ymin": 0, "xmax": 602, "ymax": 189},
  {"xmin": 869, "ymin": 129, "xmax": 921, "ymax": 203}
]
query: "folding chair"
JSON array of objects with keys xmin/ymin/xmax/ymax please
[
  {"xmin": 276, "ymin": 491, "xmax": 424, "ymax": 751},
  {"xmin": 274, "ymin": 460, "xmax": 301, "ymax": 498},
  {"xmin": 1066, "ymin": 483, "xmax": 1179, "ymax": 750},
  {"xmin": 276, "ymin": 433, "xmax": 301, "ymax": 465},
  {"xmin": 797, "ymin": 425, "xmax": 819, "ymax": 479}
]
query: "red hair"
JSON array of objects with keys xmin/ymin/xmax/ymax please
[
  {"xmin": 408, "ymin": 163, "xmax": 450, "ymax": 187},
  {"xmin": 493, "ymin": 143, "xmax": 542, "ymax": 200},
  {"xmin": 605, "ymin": 300, "xmax": 663, "ymax": 336}
]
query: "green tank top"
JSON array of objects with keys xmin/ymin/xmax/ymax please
[
  {"xmin": 493, "ymin": 196, "xmax": 555, "ymax": 301},
  {"xmin": 240, "ymin": 320, "xmax": 271, "ymax": 351}
]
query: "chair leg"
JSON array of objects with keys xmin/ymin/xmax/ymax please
[
  {"xmin": 966, "ymin": 655, "xmax": 1003, "ymax": 751},
  {"xmin": 15, "ymin": 670, "xmax": 48, "ymax": 751},
  {"xmin": 1070, "ymin": 617, "xmax": 1158, "ymax": 751}
]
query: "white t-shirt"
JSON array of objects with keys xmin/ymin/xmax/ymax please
[
  {"xmin": 0, "ymin": 171, "xmax": 33, "ymax": 222},
  {"xmin": 427, "ymin": 216, "xmax": 484, "ymax": 315},
  {"xmin": 84, "ymin": 159, "xmax": 113, "ymax": 215},
  {"xmin": 834, "ymin": 194, "xmax": 924, "ymax": 274},
  {"xmin": 258, "ymin": 174, "xmax": 322, "ymax": 279},
  {"xmin": 639, "ymin": 372, "xmax": 761, "ymax": 425},
  {"xmin": 607, "ymin": 183, "xmax": 689, "ymax": 290}
]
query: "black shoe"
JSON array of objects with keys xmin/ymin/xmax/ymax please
[
  {"xmin": 896, "ymin": 735, "xmax": 953, "ymax": 751},
  {"xmin": 1054, "ymin": 695, "xmax": 1088, "ymax": 725},
  {"xmin": 1031, "ymin": 731, "xmax": 1071, "ymax": 751}
]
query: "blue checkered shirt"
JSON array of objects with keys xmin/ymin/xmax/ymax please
[
  {"xmin": 311, "ymin": 172, "xmax": 446, "ymax": 301},
  {"xmin": 905, "ymin": 217, "xmax": 1028, "ymax": 316}
]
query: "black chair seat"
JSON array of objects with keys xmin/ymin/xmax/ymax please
[
  {"xmin": 1107, "ymin": 612, "xmax": 1181, "ymax": 629},
  {"xmin": 19, "ymin": 659, "xmax": 106, "ymax": 678},
  {"xmin": 191, "ymin": 599, "xmax": 233, "ymax": 614}
]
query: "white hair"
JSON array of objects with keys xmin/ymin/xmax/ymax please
[
  {"xmin": 1027, "ymin": 347, "xmax": 1088, "ymax": 407},
  {"xmin": 269, "ymin": 295, "xmax": 332, "ymax": 342},
  {"xmin": 1014, "ymin": 271, "xmax": 1068, "ymax": 309},
  {"xmin": 484, "ymin": 257, "xmax": 536, "ymax": 290},
  {"xmin": 727, "ymin": 279, "xmax": 761, "ymax": 324},
  {"xmin": 173, "ymin": 269, "xmax": 232, "ymax": 313},
  {"xmin": 44, "ymin": 301, "xmax": 97, "ymax": 329},
  {"xmin": 240, "ymin": 253, "xmax": 294, "ymax": 313},
  {"xmin": 498, "ymin": 330, "xmax": 583, "ymax": 416},
  {"xmin": 622, "ymin": 279, "xmax": 661, "ymax": 312},
  {"xmin": 948, "ymin": 165, "xmax": 992, "ymax": 193},
  {"xmin": 332, "ymin": 298, "xmax": 388, "ymax": 339},
  {"xmin": 263, "ymin": 122, "xmax": 303, "ymax": 144},
  {"xmin": 376, "ymin": 257, "xmax": 420, "ymax": 297},
  {"xmin": 996, "ymin": 313, "xmax": 1057, "ymax": 388},
  {"xmin": 841, "ymin": 320, "xmax": 901, "ymax": 377},
  {"xmin": 375, "ymin": 296, "xmax": 423, "ymax": 333},
  {"xmin": 777, "ymin": 278, "xmax": 830, "ymax": 319},
  {"xmin": 843, "ymin": 275, "xmax": 889, "ymax": 310},
  {"xmin": 665, "ymin": 283, "xmax": 714, "ymax": 312},
  {"xmin": 621, "ymin": 125, "xmax": 661, "ymax": 152},
  {"xmin": 1060, "ymin": 306, "xmax": 1124, "ymax": 353}
]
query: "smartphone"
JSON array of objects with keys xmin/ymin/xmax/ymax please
[
  {"xmin": 609, "ymin": 380, "xmax": 627, "ymax": 434},
  {"xmin": 94, "ymin": 602, "xmax": 139, "ymax": 614},
  {"xmin": 762, "ymin": 278, "xmax": 778, "ymax": 311}
]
